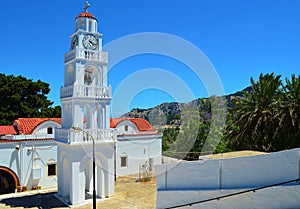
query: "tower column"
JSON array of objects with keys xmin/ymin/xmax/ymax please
[
  {"xmin": 104, "ymin": 157, "xmax": 115, "ymax": 197},
  {"xmin": 105, "ymin": 102, "xmax": 110, "ymax": 129},
  {"xmin": 96, "ymin": 166, "xmax": 104, "ymax": 198},
  {"xmin": 70, "ymin": 162, "xmax": 85, "ymax": 204}
]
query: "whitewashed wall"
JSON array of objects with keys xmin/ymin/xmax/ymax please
[
  {"xmin": 0, "ymin": 140, "xmax": 57, "ymax": 190},
  {"xmin": 116, "ymin": 134, "xmax": 162, "ymax": 177},
  {"xmin": 0, "ymin": 142, "xmax": 19, "ymax": 181},
  {"xmin": 115, "ymin": 121, "xmax": 138, "ymax": 135},
  {"xmin": 156, "ymin": 148, "xmax": 300, "ymax": 209},
  {"xmin": 33, "ymin": 121, "xmax": 61, "ymax": 135},
  {"xmin": 57, "ymin": 141, "xmax": 115, "ymax": 205}
]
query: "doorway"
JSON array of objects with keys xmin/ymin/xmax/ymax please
[{"xmin": 0, "ymin": 167, "xmax": 19, "ymax": 194}]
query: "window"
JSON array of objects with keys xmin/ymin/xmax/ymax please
[
  {"xmin": 47, "ymin": 127, "xmax": 53, "ymax": 134},
  {"xmin": 47, "ymin": 163, "xmax": 56, "ymax": 177},
  {"xmin": 120, "ymin": 155, "xmax": 128, "ymax": 168},
  {"xmin": 125, "ymin": 124, "xmax": 128, "ymax": 131}
]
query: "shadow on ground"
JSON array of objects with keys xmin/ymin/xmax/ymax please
[{"xmin": 0, "ymin": 192, "xmax": 67, "ymax": 209}]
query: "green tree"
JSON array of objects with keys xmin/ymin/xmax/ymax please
[
  {"xmin": 227, "ymin": 73, "xmax": 282, "ymax": 152},
  {"xmin": 275, "ymin": 74, "xmax": 300, "ymax": 149},
  {"xmin": 162, "ymin": 127, "xmax": 180, "ymax": 152},
  {"xmin": 0, "ymin": 73, "xmax": 61, "ymax": 125}
]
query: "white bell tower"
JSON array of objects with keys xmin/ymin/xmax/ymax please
[{"xmin": 55, "ymin": 2, "xmax": 115, "ymax": 205}]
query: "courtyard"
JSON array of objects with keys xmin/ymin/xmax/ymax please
[{"xmin": 0, "ymin": 176, "xmax": 156, "ymax": 209}]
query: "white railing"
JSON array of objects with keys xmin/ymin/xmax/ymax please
[
  {"xmin": 60, "ymin": 85, "xmax": 112, "ymax": 99},
  {"xmin": 55, "ymin": 128, "xmax": 116, "ymax": 144},
  {"xmin": 65, "ymin": 49, "xmax": 108, "ymax": 63},
  {"xmin": 1, "ymin": 134, "xmax": 54, "ymax": 140}
]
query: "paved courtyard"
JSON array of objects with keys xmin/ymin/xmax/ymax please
[{"xmin": 0, "ymin": 176, "xmax": 156, "ymax": 209}]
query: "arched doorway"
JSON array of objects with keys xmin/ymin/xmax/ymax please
[{"xmin": 0, "ymin": 166, "xmax": 19, "ymax": 194}]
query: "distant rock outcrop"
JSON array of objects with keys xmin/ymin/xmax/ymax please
[{"xmin": 122, "ymin": 87, "xmax": 252, "ymax": 126}]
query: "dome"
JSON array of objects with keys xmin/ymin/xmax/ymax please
[{"xmin": 76, "ymin": 12, "xmax": 97, "ymax": 21}]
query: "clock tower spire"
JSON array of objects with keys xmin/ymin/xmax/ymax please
[{"xmin": 56, "ymin": 2, "xmax": 115, "ymax": 205}]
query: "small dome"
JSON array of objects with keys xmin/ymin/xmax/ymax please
[{"xmin": 76, "ymin": 12, "xmax": 97, "ymax": 21}]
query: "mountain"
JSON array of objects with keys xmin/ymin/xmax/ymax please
[{"xmin": 121, "ymin": 87, "xmax": 251, "ymax": 127}]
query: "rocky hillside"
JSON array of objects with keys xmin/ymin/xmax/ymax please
[{"xmin": 121, "ymin": 87, "xmax": 251, "ymax": 127}]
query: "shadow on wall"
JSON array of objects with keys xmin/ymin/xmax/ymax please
[
  {"xmin": 9, "ymin": 149, "xmax": 20, "ymax": 176},
  {"xmin": 0, "ymin": 192, "xmax": 67, "ymax": 208}
]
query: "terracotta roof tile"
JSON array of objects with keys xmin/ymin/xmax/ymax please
[
  {"xmin": 0, "ymin": 126, "xmax": 17, "ymax": 135},
  {"xmin": 76, "ymin": 12, "xmax": 97, "ymax": 21},
  {"xmin": 110, "ymin": 118, "xmax": 156, "ymax": 131},
  {"xmin": 2, "ymin": 117, "xmax": 155, "ymax": 136},
  {"xmin": 13, "ymin": 118, "xmax": 62, "ymax": 134}
]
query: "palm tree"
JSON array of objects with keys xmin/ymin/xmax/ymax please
[
  {"xmin": 228, "ymin": 73, "xmax": 282, "ymax": 151},
  {"xmin": 275, "ymin": 74, "xmax": 300, "ymax": 149}
]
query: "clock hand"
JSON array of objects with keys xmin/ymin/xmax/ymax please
[{"xmin": 89, "ymin": 40, "xmax": 97, "ymax": 46}]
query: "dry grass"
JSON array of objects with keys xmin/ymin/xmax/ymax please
[{"xmin": 208, "ymin": 150, "xmax": 267, "ymax": 159}]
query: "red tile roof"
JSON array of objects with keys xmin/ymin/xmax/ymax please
[
  {"xmin": 76, "ymin": 12, "xmax": 97, "ymax": 21},
  {"xmin": 110, "ymin": 118, "xmax": 156, "ymax": 131},
  {"xmin": 0, "ymin": 117, "xmax": 155, "ymax": 136},
  {"xmin": 0, "ymin": 126, "xmax": 17, "ymax": 135},
  {"xmin": 13, "ymin": 118, "xmax": 62, "ymax": 135}
]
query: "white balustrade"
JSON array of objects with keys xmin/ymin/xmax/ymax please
[
  {"xmin": 55, "ymin": 128, "xmax": 116, "ymax": 144},
  {"xmin": 64, "ymin": 49, "xmax": 108, "ymax": 63},
  {"xmin": 60, "ymin": 85, "xmax": 74, "ymax": 98},
  {"xmin": 60, "ymin": 85, "xmax": 112, "ymax": 98}
]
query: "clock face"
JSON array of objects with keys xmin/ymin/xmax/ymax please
[
  {"xmin": 71, "ymin": 35, "xmax": 78, "ymax": 50},
  {"xmin": 82, "ymin": 34, "xmax": 98, "ymax": 50}
]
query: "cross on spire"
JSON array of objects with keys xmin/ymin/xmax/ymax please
[{"xmin": 84, "ymin": 1, "xmax": 90, "ymax": 12}]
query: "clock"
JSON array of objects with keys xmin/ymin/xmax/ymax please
[
  {"xmin": 82, "ymin": 34, "xmax": 98, "ymax": 50},
  {"xmin": 71, "ymin": 35, "xmax": 78, "ymax": 50}
]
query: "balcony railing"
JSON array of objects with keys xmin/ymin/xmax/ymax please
[
  {"xmin": 60, "ymin": 85, "xmax": 112, "ymax": 99},
  {"xmin": 55, "ymin": 128, "xmax": 116, "ymax": 144},
  {"xmin": 1, "ymin": 134, "xmax": 55, "ymax": 140},
  {"xmin": 65, "ymin": 49, "xmax": 108, "ymax": 63}
]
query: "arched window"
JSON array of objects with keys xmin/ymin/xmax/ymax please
[{"xmin": 124, "ymin": 124, "xmax": 129, "ymax": 131}]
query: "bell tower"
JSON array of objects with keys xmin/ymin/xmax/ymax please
[
  {"xmin": 62, "ymin": 3, "xmax": 110, "ymax": 130},
  {"xmin": 55, "ymin": 1, "xmax": 115, "ymax": 205}
]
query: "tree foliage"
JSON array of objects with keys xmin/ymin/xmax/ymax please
[
  {"xmin": 162, "ymin": 72, "xmax": 300, "ymax": 156},
  {"xmin": 275, "ymin": 74, "xmax": 300, "ymax": 150},
  {"xmin": 227, "ymin": 73, "xmax": 300, "ymax": 152},
  {"xmin": 162, "ymin": 97, "xmax": 228, "ymax": 160},
  {"xmin": 0, "ymin": 73, "xmax": 61, "ymax": 125}
]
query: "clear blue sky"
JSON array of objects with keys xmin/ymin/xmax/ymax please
[{"xmin": 1, "ymin": 0, "xmax": 299, "ymax": 117}]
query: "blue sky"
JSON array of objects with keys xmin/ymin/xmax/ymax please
[{"xmin": 1, "ymin": 0, "xmax": 300, "ymax": 117}]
